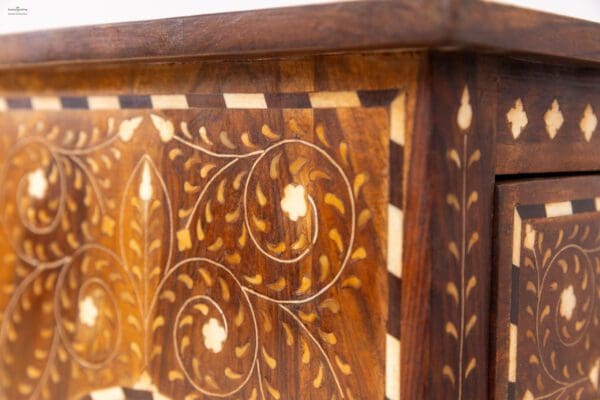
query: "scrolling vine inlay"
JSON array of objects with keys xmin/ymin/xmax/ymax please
[
  {"xmin": 0, "ymin": 99, "xmax": 393, "ymax": 399},
  {"xmin": 506, "ymin": 202, "xmax": 600, "ymax": 399}
]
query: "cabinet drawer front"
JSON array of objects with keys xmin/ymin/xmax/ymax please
[
  {"xmin": 494, "ymin": 177, "xmax": 600, "ymax": 399},
  {"xmin": 0, "ymin": 54, "xmax": 419, "ymax": 399}
]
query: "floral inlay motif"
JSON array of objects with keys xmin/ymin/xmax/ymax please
[
  {"xmin": 515, "ymin": 217, "xmax": 600, "ymax": 399},
  {"xmin": 443, "ymin": 85, "xmax": 481, "ymax": 399},
  {"xmin": 0, "ymin": 104, "xmax": 385, "ymax": 399}
]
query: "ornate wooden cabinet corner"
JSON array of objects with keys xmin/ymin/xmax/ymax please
[{"xmin": 0, "ymin": 1, "xmax": 598, "ymax": 399}]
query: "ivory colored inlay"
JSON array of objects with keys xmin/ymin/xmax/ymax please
[
  {"xmin": 544, "ymin": 99, "xmax": 564, "ymax": 139},
  {"xmin": 26, "ymin": 168, "xmax": 48, "ymax": 200},
  {"xmin": 280, "ymin": 184, "xmax": 308, "ymax": 222},
  {"xmin": 508, "ymin": 323, "xmax": 518, "ymax": 382},
  {"xmin": 545, "ymin": 201, "xmax": 573, "ymax": 217},
  {"xmin": 202, "ymin": 317, "xmax": 227, "ymax": 354},
  {"xmin": 88, "ymin": 96, "xmax": 120, "ymax": 110},
  {"xmin": 457, "ymin": 85, "xmax": 472, "ymax": 131},
  {"xmin": 309, "ymin": 91, "xmax": 361, "ymax": 108},
  {"xmin": 150, "ymin": 94, "xmax": 189, "ymax": 109},
  {"xmin": 390, "ymin": 92, "xmax": 406, "ymax": 146},
  {"xmin": 506, "ymin": 98, "xmax": 528, "ymax": 139},
  {"xmin": 79, "ymin": 296, "xmax": 99, "ymax": 328},
  {"xmin": 138, "ymin": 161, "xmax": 153, "ymax": 201},
  {"xmin": 559, "ymin": 285, "xmax": 576, "ymax": 321},
  {"xmin": 223, "ymin": 93, "xmax": 268, "ymax": 109},
  {"xmin": 523, "ymin": 224, "xmax": 536, "ymax": 251},
  {"xmin": 385, "ymin": 334, "xmax": 400, "ymax": 400},
  {"xmin": 580, "ymin": 104, "xmax": 598, "ymax": 142},
  {"xmin": 387, "ymin": 204, "xmax": 403, "ymax": 278},
  {"xmin": 31, "ymin": 96, "xmax": 61, "ymax": 111},
  {"xmin": 590, "ymin": 359, "xmax": 600, "ymax": 391}
]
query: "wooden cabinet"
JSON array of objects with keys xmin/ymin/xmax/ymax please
[{"xmin": 0, "ymin": 1, "xmax": 598, "ymax": 399}]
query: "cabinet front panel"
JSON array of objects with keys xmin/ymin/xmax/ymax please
[
  {"xmin": 0, "ymin": 53, "xmax": 420, "ymax": 399},
  {"xmin": 494, "ymin": 177, "xmax": 600, "ymax": 400}
]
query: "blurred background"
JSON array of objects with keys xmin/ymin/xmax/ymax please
[{"xmin": 0, "ymin": 0, "xmax": 599, "ymax": 34}]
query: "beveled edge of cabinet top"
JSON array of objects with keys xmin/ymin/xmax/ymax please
[{"xmin": 0, "ymin": 0, "xmax": 598, "ymax": 69}]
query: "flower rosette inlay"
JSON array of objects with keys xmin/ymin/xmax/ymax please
[
  {"xmin": 0, "ymin": 117, "xmax": 137, "ymax": 267},
  {"xmin": 149, "ymin": 258, "xmax": 258, "ymax": 397},
  {"xmin": 180, "ymin": 138, "xmax": 355, "ymax": 303},
  {"xmin": 0, "ymin": 244, "xmax": 139, "ymax": 398},
  {"xmin": 53, "ymin": 246, "xmax": 135, "ymax": 369},
  {"xmin": 0, "ymin": 140, "xmax": 70, "ymax": 264}
]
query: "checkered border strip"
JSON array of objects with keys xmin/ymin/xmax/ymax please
[
  {"xmin": 0, "ymin": 89, "xmax": 400, "ymax": 111},
  {"xmin": 507, "ymin": 197, "xmax": 600, "ymax": 400},
  {"xmin": 385, "ymin": 93, "xmax": 404, "ymax": 400}
]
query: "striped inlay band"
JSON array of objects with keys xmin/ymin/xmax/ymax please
[{"xmin": 0, "ymin": 89, "xmax": 400, "ymax": 111}]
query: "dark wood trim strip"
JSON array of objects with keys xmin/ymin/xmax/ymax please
[
  {"xmin": 5, "ymin": 97, "xmax": 31, "ymax": 109},
  {"xmin": 516, "ymin": 204, "xmax": 546, "ymax": 219},
  {"xmin": 60, "ymin": 96, "xmax": 89, "ymax": 109},
  {"xmin": 387, "ymin": 272, "xmax": 402, "ymax": 339},
  {"xmin": 570, "ymin": 198, "xmax": 596, "ymax": 213},
  {"xmin": 389, "ymin": 140, "xmax": 404, "ymax": 209}
]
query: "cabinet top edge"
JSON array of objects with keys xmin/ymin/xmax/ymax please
[{"xmin": 0, "ymin": 0, "xmax": 598, "ymax": 68}]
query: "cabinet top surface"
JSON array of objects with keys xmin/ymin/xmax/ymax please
[{"xmin": 0, "ymin": 0, "xmax": 598, "ymax": 68}]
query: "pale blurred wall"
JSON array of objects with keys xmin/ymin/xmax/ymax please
[{"xmin": 0, "ymin": 0, "xmax": 598, "ymax": 35}]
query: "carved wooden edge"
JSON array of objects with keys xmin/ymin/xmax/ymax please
[
  {"xmin": 0, "ymin": 1, "xmax": 599, "ymax": 68},
  {"xmin": 492, "ymin": 176, "xmax": 600, "ymax": 399},
  {"xmin": 402, "ymin": 52, "xmax": 495, "ymax": 399}
]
